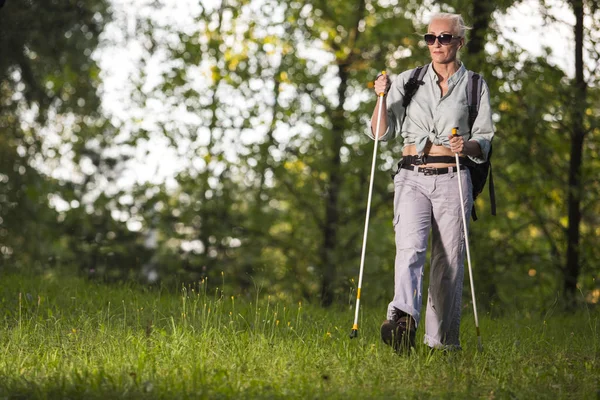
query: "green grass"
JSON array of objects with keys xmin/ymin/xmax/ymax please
[{"xmin": 0, "ymin": 271, "xmax": 597, "ymax": 399}]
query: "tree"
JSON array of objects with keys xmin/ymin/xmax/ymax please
[
  {"xmin": 0, "ymin": 0, "xmax": 114, "ymax": 271},
  {"xmin": 563, "ymin": 0, "xmax": 599, "ymax": 304}
]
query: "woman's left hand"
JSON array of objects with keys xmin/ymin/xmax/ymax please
[{"xmin": 448, "ymin": 134, "xmax": 465, "ymax": 154}]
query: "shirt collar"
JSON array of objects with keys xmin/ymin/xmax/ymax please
[{"xmin": 427, "ymin": 62, "xmax": 466, "ymax": 86}]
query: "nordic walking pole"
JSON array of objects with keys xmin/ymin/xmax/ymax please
[
  {"xmin": 350, "ymin": 71, "xmax": 386, "ymax": 339},
  {"xmin": 451, "ymin": 127, "xmax": 483, "ymax": 352}
]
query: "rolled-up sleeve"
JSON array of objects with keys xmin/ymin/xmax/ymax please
[
  {"xmin": 365, "ymin": 74, "xmax": 407, "ymax": 142},
  {"xmin": 468, "ymin": 81, "xmax": 495, "ymax": 164}
]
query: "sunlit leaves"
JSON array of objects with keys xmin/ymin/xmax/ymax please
[{"xmin": 0, "ymin": 0, "xmax": 115, "ymax": 272}]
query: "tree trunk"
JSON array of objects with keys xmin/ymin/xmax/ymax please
[
  {"xmin": 240, "ymin": 72, "xmax": 281, "ymax": 292},
  {"xmin": 320, "ymin": 64, "xmax": 348, "ymax": 307},
  {"xmin": 316, "ymin": 0, "xmax": 366, "ymax": 307},
  {"xmin": 465, "ymin": 0, "xmax": 498, "ymax": 303},
  {"xmin": 467, "ymin": 0, "xmax": 493, "ymax": 57},
  {"xmin": 564, "ymin": 0, "xmax": 587, "ymax": 304}
]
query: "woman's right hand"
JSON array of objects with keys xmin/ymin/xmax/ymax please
[{"xmin": 374, "ymin": 73, "xmax": 390, "ymax": 96}]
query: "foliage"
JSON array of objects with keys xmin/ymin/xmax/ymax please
[{"xmin": 0, "ymin": 0, "xmax": 134, "ymax": 275}]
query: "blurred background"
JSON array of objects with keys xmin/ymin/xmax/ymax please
[{"xmin": 0, "ymin": 0, "xmax": 598, "ymax": 311}]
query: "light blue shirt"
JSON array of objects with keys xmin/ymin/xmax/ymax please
[{"xmin": 370, "ymin": 63, "xmax": 494, "ymax": 163}]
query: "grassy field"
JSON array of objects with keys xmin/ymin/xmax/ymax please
[{"xmin": 0, "ymin": 271, "xmax": 597, "ymax": 399}]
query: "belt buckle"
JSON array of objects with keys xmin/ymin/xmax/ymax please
[
  {"xmin": 414, "ymin": 154, "xmax": 427, "ymax": 165},
  {"xmin": 423, "ymin": 168, "xmax": 437, "ymax": 176}
]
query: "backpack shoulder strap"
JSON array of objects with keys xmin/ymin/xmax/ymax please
[
  {"xmin": 402, "ymin": 65, "xmax": 428, "ymax": 108},
  {"xmin": 466, "ymin": 70, "xmax": 483, "ymax": 132},
  {"xmin": 415, "ymin": 64, "xmax": 429, "ymax": 80},
  {"xmin": 400, "ymin": 64, "xmax": 429, "ymax": 131}
]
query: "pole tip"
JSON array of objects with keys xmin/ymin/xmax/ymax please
[{"xmin": 349, "ymin": 329, "xmax": 358, "ymax": 339}]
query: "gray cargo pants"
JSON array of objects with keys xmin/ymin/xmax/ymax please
[{"xmin": 387, "ymin": 166, "xmax": 472, "ymax": 349}]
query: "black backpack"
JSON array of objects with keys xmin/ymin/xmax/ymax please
[{"xmin": 401, "ymin": 65, "xmax": 496, "ymax": 220}]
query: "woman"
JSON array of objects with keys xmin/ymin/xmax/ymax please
[{"xmin": 370, "ymin": 13, "xmax": 494, "ymax": 352}]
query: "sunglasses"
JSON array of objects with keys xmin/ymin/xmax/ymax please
[{"xmin": 424, "ymin": 33, "xmax": 460, "ymax": 46}]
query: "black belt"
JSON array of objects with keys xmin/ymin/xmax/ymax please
[
  {"xmin": 401, "ymin": 155, "xmax": 466, "ymax": 165},
  {"xmin": 400, "ymin": 154, "xmax": 466, "ymax": 165},
  {"xmin": 400, "ymin": 164, "xmax": 466, "ymax": 176}
]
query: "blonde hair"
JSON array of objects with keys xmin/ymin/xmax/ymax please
[{"xmin": 428, "ymin": 13, "xmax": 471, "ymax": 38}]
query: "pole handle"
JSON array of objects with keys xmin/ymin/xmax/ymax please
[{"xmin": 378, "ymin": 71, "xmax": 387, "ymax": 97}]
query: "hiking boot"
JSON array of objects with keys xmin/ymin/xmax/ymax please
[{"xmin": 380, "ymin": 308, "xmax": 416, "ymax": 353}]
